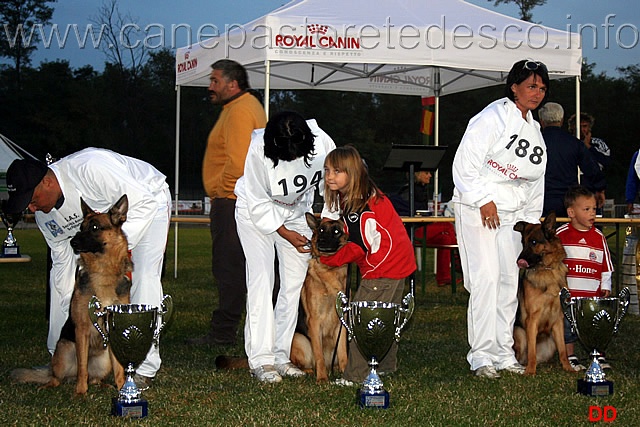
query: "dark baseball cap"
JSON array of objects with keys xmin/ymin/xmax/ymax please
[{"xmin": 4, "ymin": 158, "xmax": 49, "ymax": 213}]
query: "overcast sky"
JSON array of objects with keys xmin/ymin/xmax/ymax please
[{"xmin": 18, "ymin": 0, "xmax": 640, "ymax": 76}]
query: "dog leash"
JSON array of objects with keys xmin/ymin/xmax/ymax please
[{"xmin": 330, "ymin": 263, "xmax": 353, "ymax": 374}]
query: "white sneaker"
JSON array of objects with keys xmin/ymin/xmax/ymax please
[
  {"xmin": 597, "ymin": 356, "xmax": 612, "ymax": 370},
  {"xmin": 275, "ymin": 362, "xmax": 305, "ymax": 377},
  {"xmin": 499, "ymin": 363, "xmax": 525, "ymax": 375},
  {"xmin": 568, "ymin": 355, "xmax": 586, "ymax": 371},
  {"xmin": 333, "ymin": 378, "xmax": 357, "ymax": 387},
  {"xmin": 251, "ymin": 365, "xmax": 282, "ymax": 383},
  {"xmin": 474, "ymin": 365, "xmax": 500, "ymax": 379}
]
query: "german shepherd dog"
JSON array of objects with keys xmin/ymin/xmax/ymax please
[
  {"xmin": 289, "ymin": 213, "xmax": 349, "ymax": 383},
  {"xmin": 216, "ymin": 213, "xmax": 349, "ymax": 383},
  {"xmin": 512, "ymin": 212, "xmax": 575, "ymax": 375},
  {"xmin": 11, "ymin": 195, "xmax": 132, "ymax": 395}
]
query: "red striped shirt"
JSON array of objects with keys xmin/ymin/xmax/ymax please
[{"xmin": 556, "ymin": 222, "xmax": 613, "ymax": 297}]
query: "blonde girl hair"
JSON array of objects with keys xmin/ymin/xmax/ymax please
[{"xmin": 323, "ymin": 145, "xmax": 382, "ymax": 214}]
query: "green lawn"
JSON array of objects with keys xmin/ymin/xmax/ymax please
[{"xmin": 1, "ymin": 226, "xmax": 639, "ymax": 426}]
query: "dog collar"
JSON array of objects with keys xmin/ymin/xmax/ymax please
[{"xmin": 530, "ymin": 265, "xmax": 553, "ymax": 271}]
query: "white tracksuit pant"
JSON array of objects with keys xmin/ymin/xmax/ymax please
[
  {"xmin": 124, "ymin": 187, "xmax": 171, "ymax": 377},
  {"xmin": 455, "ymin": 203, "xmax": 522, "ymax": 371},
  {"xmin": 235, "ymin": 206, "xmax": 310, "ymax": 370}
]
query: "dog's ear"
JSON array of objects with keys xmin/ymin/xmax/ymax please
[
  {"xmin": 80, "ymin": 198, "xmax": 94, "ymax": 218},
  {"xmin": 513, "ymin": 221, "xmax": 527, "ymax": 233},
  {"xmin": 542, "ymin": 211, "xmax": 557, "ymax": 236},
  {"xmin": 305, "ymin": 212, "xmax": 320, "ymax": 230},
  {"xmin": 109, "ymin": 195, "xmax": 129, "ymax": 226}
]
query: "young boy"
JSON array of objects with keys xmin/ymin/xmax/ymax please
[{"xmin": 556, "ymin": 185, "xmax": 614, "ymax": 370}]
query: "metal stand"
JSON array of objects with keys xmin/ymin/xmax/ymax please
[{"xmin": 383, "ymin": 144, "xmax": 447, "ymax": 296}]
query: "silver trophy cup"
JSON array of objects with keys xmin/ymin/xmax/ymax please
[
  {"xmin": 89, "ymin": 295, "xmax": 174, "ymax": 418},
  {"xmin": 336, "ymin": 291, "xmax": 414, "ymax": 408},
  {"xmin": 561, "ymin": 287, "xmax": 629, "ymax": 396},
  {"xmin": 0, "ymin": 202, "xmax": 22, "ymax": 258}
]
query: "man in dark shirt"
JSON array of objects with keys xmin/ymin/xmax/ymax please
[
  {"xmin": 539, "ymin": 103, "xmax": 605, "ymax": 217},
  {"xmin": 568, "ymin": 112, "xmax": 611, "ymax": 212}
]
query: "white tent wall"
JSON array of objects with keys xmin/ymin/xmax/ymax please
[
  {"xmin": 0, "ymin": 134, "xmax": 25, "ymax": 173},
  {"xmin": 172, "ymin": 0, "xmax": 582, "ymax": 276},
  {"xmin": 0, "ymin": 133, "xmax": 37, "ymax": 194}
]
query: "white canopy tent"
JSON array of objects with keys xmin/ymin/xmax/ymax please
[
  {"xmin": 0, "ymin": 133, "xmax": 37, "ymax": 193},
  {"xmin": 0, "ymin": 133, "xmax": 26, "ymax": 173},
  {"xmin": 173, "ymin": 0, "xmax": 582, "ymax": 275}
]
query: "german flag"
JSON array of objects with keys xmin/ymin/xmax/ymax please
[{"xmin": 420, "ymin": 96, "xmax": 436, "ymax": 136}]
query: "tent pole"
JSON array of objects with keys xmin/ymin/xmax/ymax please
[
  {"xmin": 434, "ymin": 94, "xmax": 440, "ymax": 216},
  {"xmin": 174, "ymin": 85, "xmax": 181, "ymax": 279},
  {"xmin": 575, "ymin": 76, "xmax": 581, "ymax": 184},
  {"xmin": 433, "ymin": 69, "xmax": 441, "ymax": 275},
  {"xmin": 575, "ymin": 76, "xmax": 581, "ymax": 138},
  {"xmin": 264, "ymin": 60, "xmax": 271, "ymax": 118}
]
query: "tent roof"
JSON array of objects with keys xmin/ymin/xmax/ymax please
[
  {"xmin": 175, "ymin": 0, "xmax": 581, "ymax": 96},
  {"xmin": 0, "ymin": 133, "xmax": 26, "ymax": 173}
]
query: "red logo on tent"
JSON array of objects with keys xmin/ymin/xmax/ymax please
[
  {"xmin": 275, "ymin": 24, "xmax": 361, "ymax": 50},
  {"xmin": 177, "ymin": 51, "xmax": 198, "ymax": 74},
  {"xmin": 307, "ymin": 24, "xmax": 328, "ymax": 35}
]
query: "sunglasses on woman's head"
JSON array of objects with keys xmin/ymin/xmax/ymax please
[{"xmin": 523, "ymin": 60, "xmax": 547, "ymax": 72}]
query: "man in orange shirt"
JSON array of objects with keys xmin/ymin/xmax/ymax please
[{"xmin": 189, "ymin": 60, "xmax": 267, "ymax": 345}]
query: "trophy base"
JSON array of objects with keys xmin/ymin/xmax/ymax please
[
  {"xmin": 358, "ymin": 389, "xmax": 390, "ymax": 409},
  {"xmin": 1, "ymin": 246, "xmax": 20, "ymax": 258},
  {"xmin": 578, "ymin": 379, "xmax": 613, "ymax": 396},
  {"xmin": 112, "ymin": 397, "xmax": 148, "ymax": 418}
]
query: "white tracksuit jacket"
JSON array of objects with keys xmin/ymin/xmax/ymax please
[
  {"xmin": 35, "ymin": 147, "xmax": 171, "ymax": 377},
  {"xmin": 234, "ymin": 119, "xmax": 336, "ymax": 369},
  {"xmin": 452, "ymin": 98, "xmax": 546, "ymax": 371}
]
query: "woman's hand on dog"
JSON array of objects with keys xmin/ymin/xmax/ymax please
[{"xmin": 277, "ymin": 225, "xmax": 312, "ymax": 253}]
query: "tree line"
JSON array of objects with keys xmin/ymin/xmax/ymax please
[
  {"xmin": 1, "ymin": 0, "xmax": 639, "ymax": 204},
  {"xmin": 2, "ymin": 52, "xmax": 640, "ymax": 204}
]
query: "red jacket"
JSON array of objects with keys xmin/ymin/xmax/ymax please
[{"xmin": 321, "ymin": 195, "xmax": 416, "ymax": 279}]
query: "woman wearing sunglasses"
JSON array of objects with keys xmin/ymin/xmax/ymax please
[{"xmin": 451, "ymin": 60, "xmax": 550, "ymax": 379}]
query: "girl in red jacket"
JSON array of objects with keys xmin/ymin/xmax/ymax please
[{"xmin": 321, "ymin": 145, "xmax": 416, "ymax": 385}]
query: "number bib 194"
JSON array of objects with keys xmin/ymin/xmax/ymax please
[{"xmin": 269, "ymin": 155, "xmax": 324, "ymax": 205}]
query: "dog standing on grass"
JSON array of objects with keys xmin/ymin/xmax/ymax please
[
  {"xmin": 512, "ymin": 212, "xmax": 576, "ymax": 375},
  {"xmin": 11, "ymin": 195, "xmax": 132, "ymax": 395},
  {"xmin": 217, "ymin": 213, "xmax": 349, "ymax": 383}
]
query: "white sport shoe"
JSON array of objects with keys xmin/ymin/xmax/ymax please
[
  {"xmin": 333, "ymin": 378, "xmax": 357, "ymax": 387},
  {"xmin": 275, "ymin": 362, "xmax": 306, "ymax": 377},
  {"xmin": 597, "ymin": 356, "xmax": 612, "ymax": 370},
  {"xmin": 474, "ymin": 365, "xmax": 500, "ymax": 379},
  {"xmin": 251, "ymin": 365, "xmax": 282, "ymax": 383},
  {"xmin": 499, "ymin": 363, "xmax": 525, "ymax": 375},
  {"xmin": 568, "ymin": 355, "xmax": 586, "ymax": 371}
]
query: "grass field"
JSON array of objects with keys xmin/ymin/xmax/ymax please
[{"xmin": 1, "ymin": 226, "xmax": 639, "ymax": 426}]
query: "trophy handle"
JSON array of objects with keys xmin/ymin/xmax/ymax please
[
  {"xmin": 394, "ymin": 293, "xmax": 415, "ymax": 342},
  {"xmin": 88, "ymin": 296, "xmax": 109, "ymax": 349},
  {"xmin": 335, "ymin": 291, "xmax": 353, "ymax": 340},
  {"xmin": 560, "ymin": 288, "xmax": 577, "ymax": 334},
  {"xmin": 153, "ymin": 294, "xmax": 174, "ymax": 346},
  {"xmin": 614, "ymin": 287, "xmax": 631, "ymax": 335}
]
